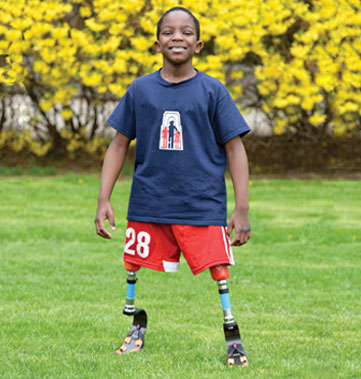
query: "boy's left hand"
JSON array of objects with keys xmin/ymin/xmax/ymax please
[{"xmin": 227, "ymin": 209, "xmax": 251, "ymax": 246}]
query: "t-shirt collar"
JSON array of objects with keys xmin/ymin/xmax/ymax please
[{"xmin": 157, "ymin": 68, "xmax": 199, "ymax": 87}]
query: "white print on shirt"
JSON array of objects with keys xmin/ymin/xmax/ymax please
[{"xmin": 159, "ymin": 111, "xmax": 183, "ymax": 151}]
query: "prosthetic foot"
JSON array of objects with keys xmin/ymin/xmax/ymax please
[
  {"xmin": 114, "ymin": 308, "xmax": 147, "ymax": 355},
  {"xmin": 114, "ymin": 263, "xmax": 147, "ymax": 355},
  {"xmin": 224, "ymin": 321, "xmax": 248, "ymax": 367},
  {"xmin": 210, "ymin": 265, "xmax": 248, "ymax": 368}
]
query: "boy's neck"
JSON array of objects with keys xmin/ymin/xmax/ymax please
[{"xmin": 160, "ymin": 61, "xmax": 197, "ymax": 83}]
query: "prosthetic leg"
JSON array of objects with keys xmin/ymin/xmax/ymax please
[
  {"xmin": 114, "ymin": 262, "xmax": 147, "ymax": 355},
  {"xmin": 210, "ymin": 264, "xmax": 248, "ymax": 368}
]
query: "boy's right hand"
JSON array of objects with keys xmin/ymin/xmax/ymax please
[{"xmin": 94, "ymin": 200, "xmax": 116, "ymax": 239}]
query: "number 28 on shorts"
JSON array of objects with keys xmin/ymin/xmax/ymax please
[{"xmin": 124, "ymin": 227, "xmax": 151, "ymax": 259}]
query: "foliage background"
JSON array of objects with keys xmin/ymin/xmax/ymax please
[{"xmin": 0, "ymin": 0, "xmax": 360, "ymax": 171}]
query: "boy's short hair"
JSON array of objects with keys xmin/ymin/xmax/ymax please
[{"xmin": 156, "ymin": 7, "xmax": 200, "ymax": 41}]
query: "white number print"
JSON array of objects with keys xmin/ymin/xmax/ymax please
[
  {"xmin": 124, "ymin": 228, "xmax": 151, "ymax": 259},
  {"xmin": 136, "ymin": 231, "xmax": 151, "ymax": 258},
  {"xmin": 124, "ymin": 227, "xmax": 136, "ymax": 255}
]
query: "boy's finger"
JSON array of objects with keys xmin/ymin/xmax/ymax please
[
  {"xmin": 239, "ymin": 231, "xmax": 251, "ymax": 245},
  {"xmin": 95, "ymin": 217, "xmax": 112, "ymax": 239},
  {"xmin": 98, "ymin": 227, "xmax": 112, "ymax": 239},
  {"xmin": 230, "ymin": 229, "xmax": 241, "ymax": 246},
  {"xmin": 227, "ymin": 223, "xmax": 233, "ymax": 239},
  {"xmin": 97, "ymin": 224, "xmax": 112, "ymax": 239},
  {"xmin": 231, "ymin": 226, "xmax": 251, "ymax": 246},
  {"xmin": 108, "ymin": 213, "xmax": 116, "ymax": 231}
]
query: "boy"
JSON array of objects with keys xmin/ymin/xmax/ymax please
[{"xmin": 94, "ymin": 7, "xmax": 251, "ymax": 367}]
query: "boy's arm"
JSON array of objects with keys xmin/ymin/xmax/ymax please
[
  {"xmin": 94, "ymin": 131, "xmax": 131, "ymax": 239},
  {"xmin": 225, "ymin": 136, "xmax": 251, "ymax": 246}
]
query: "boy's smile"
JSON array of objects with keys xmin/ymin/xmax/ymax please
[{"xmin": 155, "ymin": 10, "xmax": 202, "ymax": 66}]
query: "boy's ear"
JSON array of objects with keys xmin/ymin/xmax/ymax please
[
  {"xmin": 195, "ymin": 40, "xmax": 203, "ymax": 54},
  {"xmin": 154, "ymin": 40, "xmax": 161, "ymax": 52}
]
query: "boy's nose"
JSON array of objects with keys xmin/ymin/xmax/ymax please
[{"xmin": 172, "ymin": 31, "xmax": 184, "ymax": 41}]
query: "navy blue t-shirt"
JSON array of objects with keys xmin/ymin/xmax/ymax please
[{"xmin": 107, "ymin": 70, "xmax": 250, "ymax": 226}]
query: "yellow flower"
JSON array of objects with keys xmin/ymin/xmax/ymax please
[
  {"xmin": 109, "ymin": 23, "xmax": 125, "ymax": 35},
  {"xmin": 33, "ymin": 60, "xmax": 49, "ymax": 74},
  {"xmin": 309, "ymin": 114, "xmax": 326, "ymax": 126},
  {"xmin": 85, "ymin": 18, "xmax": 106, "ymax": 32},
  {"xmin": 80, "ymin": 6, "xmax": 92, "ymax": 18},
  {"xmin": 8, "ymin": 42, "xmax": 22, "ymax": 55},
  {"xmin": 286, "ymin": 95, "xmax": 301, "ymax": 105},
  {"xmin": 61, "ymin": 109, "xmax": 73, "ymax": 120},
  {"xmin": 101, "ymin": 37, "xmax": 121, "ymax": 54},
  {"xmin": 67, "ymin": 139, "xmax": 84, "ymax": 152},
  {"xmin": 52, "ymin": 27, "xmax": 69, "ymax": 40},
  {"xmin": 82, "ymin": 72, "xmax": 102, "ymax": 87},
  {"xmin": 273, "ymin": 98, "xmax": 288, "ymax": 108},
  {"xmin": 274, "ymin": 118, "xmax": 287, "ymax": 134},
  {"xmin": 6, "ymin": 29, "xmax": 22, "ymax": 42},
  {"xmin": 54, "ymin": 89, "xmax": 68, "ymax": 104},
  {"xmin": 60, "ymin": 129, "xmax": 73, "ymax": 140},
  {"xmin": 30, "ymin": 141, "xmax": 52, "ymax": 156},
  {"xmin": 341, "ymin": 102, "xmax": 358, "ymax": 112},
  {"xmin": 291, "ymin": 45, "xmax": 310, "ymax": 59},
  {"xmin": 11, "ymin": 18, "xmax": 32, "ymax": 31},
  {"xmin": 40, "ymin": 100, "xmax": 53, "ymax": 112},
  {"xmin": 109, "ymin": 84, "xmax": 125, "ymax": 97},
  {"xmin": 131, "ymin": 36, "xmax": 152, "ymax": 51},
  {"xmin": 39, "ymin": 47, "xmax": 56, "ymax": 63},
  {"xmin": 301, "ymin": 99, "xmax": 314, "ymax": 111}
]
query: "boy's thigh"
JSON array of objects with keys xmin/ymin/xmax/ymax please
[
  {"xmin": 171, "ymin": 225, "xmax": 234, "ymax": 275},
  {"xmin": 123, "ymin": 221, "xmax": 181, "ymax": 272}
]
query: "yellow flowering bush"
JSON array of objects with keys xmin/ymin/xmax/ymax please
[
  {"xmin": 1, "ymin": 0, "xmax": 360, "ymax": 142},
  {"xmin": 0, "ymin": 128, "xmax": 110, "ymax": 159},
  {"xmin": 0, "ymin": 130, "xmax": 51, "ymax": 156}
]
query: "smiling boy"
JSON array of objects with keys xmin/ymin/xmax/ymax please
[{"xmin": 95, "ymin": 7, "xmax": 251, "ymax": 367}]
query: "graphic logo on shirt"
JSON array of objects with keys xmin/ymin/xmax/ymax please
[{"xmin": 159, "ymin": 111, "xmax": 183, "ymax": 151}]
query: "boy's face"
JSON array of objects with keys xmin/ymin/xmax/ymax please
[{"xmin": 155, "ymin": 11, "xmax": 202, "ymax": 66}]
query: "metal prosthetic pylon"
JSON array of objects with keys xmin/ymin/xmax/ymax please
[{"xmin": 114, "ymin": 264, "xmax": 147, "ymax": 355}]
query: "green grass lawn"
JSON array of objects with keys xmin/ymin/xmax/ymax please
[{"xmin": 0, "ymin": 175, "xmax": 360, "ymax": 378}]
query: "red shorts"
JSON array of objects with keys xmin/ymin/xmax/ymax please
[{"xmin": 123, "ymin": 221, "xmax": 234, "ymax": 275}]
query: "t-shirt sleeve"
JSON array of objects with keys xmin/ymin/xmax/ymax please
[
  {"xmin": 214, "ymin": 86, "xmax": 251, "ymax": 144},
  {"xmin": 106, "ymin": 83, "xmax": 136, "ymax": 140}
]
